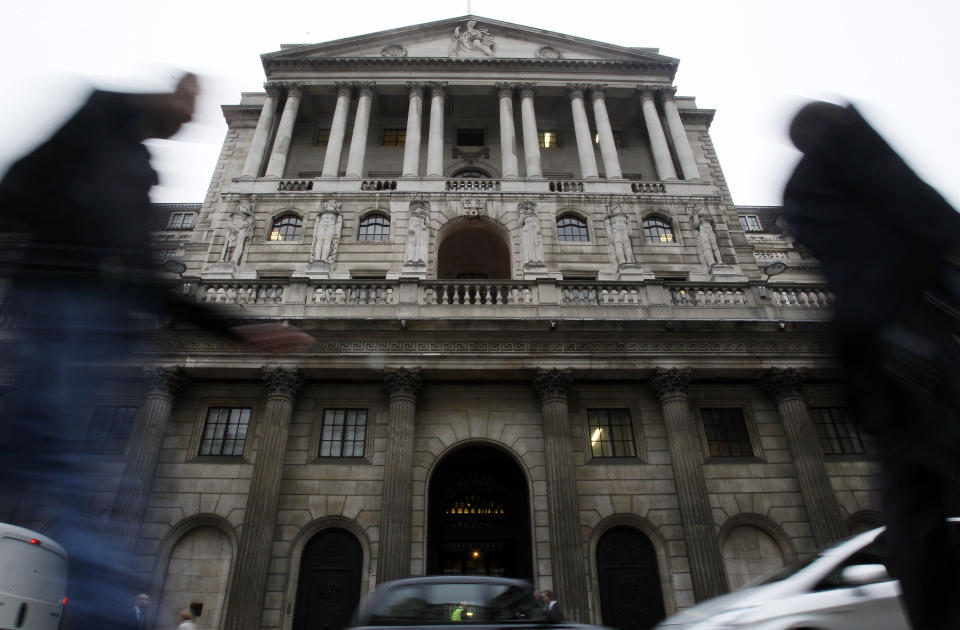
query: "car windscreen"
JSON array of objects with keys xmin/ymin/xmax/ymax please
[{"xmin": 367, "ymin": 583, "xmax": 548, "ymax": 624}]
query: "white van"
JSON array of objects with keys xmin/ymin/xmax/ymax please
[{"xmin": 0, "ymin": 524, "xmax": 67, "ymax": 630}]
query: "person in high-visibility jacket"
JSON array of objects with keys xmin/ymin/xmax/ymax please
[{"xmin": 451, "ymin": 603, "xmax": 467, "ymax": 621}]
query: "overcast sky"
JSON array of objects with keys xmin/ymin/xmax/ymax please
[{"xmin": 3, "ymin": 0, "xmax": 959, "ymax": 208}]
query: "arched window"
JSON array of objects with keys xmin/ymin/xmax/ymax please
[
  {"xmin": 643, "ymin": 216, "xmax": 674, "ymax": 243},
  {"xmin": 557, "ymin": 214, "xmax": 589, "ymax": 242},
  {"xmin": 453, "ymin": 168, "xmax": 490, "ymax": 179},
  {"xmin": 269, "ymin": 214, "xmax": 302, "ymax": 241},
  {"xmin": 358, "ymin": 213, "xmax": 390, "ymax": 241}
]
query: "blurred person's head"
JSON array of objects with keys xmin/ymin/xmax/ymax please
[
  {"xmin": 136, "ymin": 594, "xmax": 150, "ymax": 608},
  {"xmin": 178, "ymin": 609, "xmax": 195, "ymax": 623},
  {"xmin": 124, "ymin": 73, "xmax": 198, "ymax": 140},
  {"xmin": 542, "ymin": 590, "xmax": 554, "ymax": 603}
]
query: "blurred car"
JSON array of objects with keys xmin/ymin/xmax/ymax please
[
  {"xmin": 654, "ymin": 522, "xmax": 946, "ymax": 629},
  {"xmin": 0, "ymin": 523, "xmax": 68, "ymax": 630},
  {"xmin": 348, "ymin": 575, "xmax": 609, "ymax": 630}
]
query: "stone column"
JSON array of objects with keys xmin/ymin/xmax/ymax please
[
  {"xmin": 264, "ymin": 84, "xmax": 304, "ymax": 178},
  {"xmin": 426, "ymin": 82, "xmax": 447, "ymax": 177},
  {"xmin": 761, "ymin": 369, "xmax": 846, "ymax": 547},
  {"xmin": 322, "ymin": 83, "xmax": 353, "ymax": 178},
  {"xmin": 660, "ymin": 87, "xmax": 701, "ymax": 180},
  {"xmin": 496, "ymin": 83, "xmax": 519, "ymax": 178},
  {"xmin": 402, "ymin": 83, "xmax": 424, "ymax": 177},
  {"xmin": 518, "ymin": 83, "xmax": 542, "ymax": 178},
  {"xmin": 638, "ymin": 88, "xmax": 677, "ymax": 181},
  {"xmin": 240, "ymin": 83, "xmax": 281, "ymax": 178},
  {"xmin": 345, "ymin": 82, "xmax": 375, "ymax": 178},
  {"xmin": 222, "ymin": 367, "xmax": 302, "ymax": 630},
  {"xmin": 590, "ymin": 86, "xmax": 623, "ymax": 179},
  {"xmin": 378, "ymin": 368, "xmax": 422, "ymax": 583},
  {"xmin": 567, "ymin": 84, "xmax": 599, "ymax": 179},
  {"xmin": 649, "ymin": 368, "xmax": 728, "ymax": 601},
  {"xmin": 110, "ymin": 366, "xmax": 187, "ymax": 557},
  {"xmin": 534, "ymin": 369, "xmax": 588, "ymax": 622}
]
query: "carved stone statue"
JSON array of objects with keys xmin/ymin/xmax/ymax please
[
  {"xmin": 220, "ymin": 200, "xmax": 255, "ymax": 265},
  {"xmin": 603, "ymin": 205, "xmax": 635, "ymax": 265},
  {"xmin": 405, "ymin": 201, "xmax": 430, "ymax": 264},
  {"xmin": 519, "ymin": 202, "xmax": 544, "ymax": 266},
  {"xmin": 450, "ymin": 20, "xmax": 495, "ymax": 57},
  {"xmin": 311, "ymin": 200, "xmax": 343, "ymax": 264},
  {"xmin": 691, "ymin": 204, "xmax": 723, "ymax": 267}
]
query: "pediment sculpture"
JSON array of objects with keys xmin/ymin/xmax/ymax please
[{"xmin": 449, "ymin": 20, "xmax": 495, "ymax": 57}]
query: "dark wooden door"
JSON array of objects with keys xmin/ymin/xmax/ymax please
[
  {"xmin": 293, "ymin": 529, "xmax": 362, "ymax": 630},
  {"xmin": 597, "ymin": 526, "xmax": 665, "ymax": 630}
]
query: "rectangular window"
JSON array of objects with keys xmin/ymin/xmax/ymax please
[
  {"xmin": 319, "ymin": 408, "xmax": 368, "ymax": 457},
  {"xmin": 315, "ymin": 128, "xmax": 331, "ymax": 145},
  {"xmin": 382, "ymin": 128, "xmax": 406, "ymax": 146},
  {"xmin": 538, "ymin": 130, "xmax": 559, "ymax": 149},
  {"xmin": 84, "ymin": 405, "xmax": 137, "ymax": 455},
  {"xmin": 199, "ymin": 407, "xmax": 251, "ymax": 456},
  {"xmin": 456, "ymin": 128, "xmax": 485, "ymax": 146},
  {"xmin": 738, "ymin": 215, "xmax": 762, "ymax": 232},
  {"xmin": 812, "ymin": 407, "xmax": 866, "ymax": 455},
  {"xmin": 169, "ymin": 212, "xmax": 195, "ymax": 230},
  {"xmin": 587, "ymin": 409, "xmax": 637, "ymax": 458},
  {"xmin": 701, "ymin": 407, "xmax": 753, "ymax": 457},
  {"xmin": 594, "ymin": 131, "xmax": 624, "ymax": 147}
]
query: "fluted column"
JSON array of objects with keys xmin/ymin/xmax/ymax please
[
  {"xmin": 322, "ymin": 83, "xmax": 353, "ymax": 178},
  {"xmin": 240, "ymin": 83, "xmax": 281, "ymax": 178},
  {"xmin": 650, "ymin": 368, "xmax": 728, "ymax": 600},
  {"xmin": 378, "ymin": 368, "xmax": 422, "ymax": 583},
  {"xmin": 223, "ymin": 367, "xmax": 302, "ymax": 630},
  {"xmin": 345, "ymin": 82, "xmax": 375, "ymax": 177},
  {"xmin": 496, "ymin": 83, "xmax": 519, "ymax": 178},
  {"xmin": 761, "ymin": 369, "xmax": 846, "ymax": 547},
  {"xmin": 518, "ymin": 84, "xmax": 542, "ymax": 178},
  {"xmin": 264, "ymin": 84, "xmax": 304, "ymax": 178},
  {"xmin": 110, "ymin": 366, "xmax": 187, "ymax": 557},
  {"xmin": 567, "ymin": 84, "xmax": 599, "ymax": 179},
  {"xmin": 590, "ymin": 86, "xmax": 623, "ymax": 179},
  {"xmin": 638, "ymin": 88, "xmax": 677, "ymax": 181},
  {"xmin": 426, "ymin": 82, "xmax": 447, "ymax": 177},
  {"xmin": 660, "ymin": 87, "xmax": 700, "ymax": 180},
  {"xmin": 402, "ymin": 83, "xmax": 424, "ymax": 177},
  {"xmin": 534, "ymin": 369, "xmax": 588, "ymax": 622}
]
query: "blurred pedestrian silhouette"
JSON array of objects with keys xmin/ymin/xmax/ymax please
[
  {"xmin": 784, "ymin": 101, "xmax": 960, "ymax": 630},
  {"xmin": 0, "ymin": 73, "xmax": 310, "ymax": 629}
]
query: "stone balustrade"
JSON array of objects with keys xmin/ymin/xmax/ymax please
[
  {"xmin": 669, "ymin": 285, "xmax": 748, "ymax": 306},
  {"xmin": 631, "ymin": 182, "xmax": 667, "ymax": 193},
  {"xmin": 277, "ymin": 179, "xmax": 313, "ymax": 191},
  {"xmin": 561, "ymin": 283, "xmax": 645, "ymax": 305},
  {"xmin": 422, "ymin": 281, "xmax": 536, "ymax": 305},
  {"xmin": 360, "ymin": 180, "xmax": 397, "ymax": 191},
  {"xmin": 769, "ymin": 287, "xmax": 833, "ymax": 307},
  {"xmin": 445, "ymin": 179, "xmax": 501, "ymax": 192},
  {"xmin": 548, "ymin": 180, "xmax": 585, "ymax": 193},
  {"xmin": 312, "ymin": 282, "xmax": 395, "ymax": 305},
  {"xmin": 201, "ymin": 283, "xmax": 285, "ymax": 305}
]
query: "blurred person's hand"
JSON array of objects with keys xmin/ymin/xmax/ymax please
[{"xmin": 125, "ymin": 73, "xmax": 198, "ymax": 139}]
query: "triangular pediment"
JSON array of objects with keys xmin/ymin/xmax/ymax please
[{"xmin": 263, "ymin": 15, "xmax": 676, "ymax": 65}]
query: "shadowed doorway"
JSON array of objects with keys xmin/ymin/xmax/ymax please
[
  {"xmin": 596, "ymin": 526, "xmax": 666, "ymax": 630},
  {"xmin": 292, "ymin": 528, "xmax": 362, "ymax": 630},
  {"xmin": 436, "ymin": 219, "xmax": 511, "ymax": 280},
  {"xmin": 427, "ymin": 445, "xmax": 532, "ymax": 579}
]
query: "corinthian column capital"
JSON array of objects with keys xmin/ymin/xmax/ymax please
[
  {"xmin": 263, "ymin": 82, "xmax": 283, "ymax": 98},
  {"xmin": 384, "ymin": 367, "xmax": 422, "ymax": 401},
  {"xmin": 427, "ymin": 81, "xmax": 448, "ymax": 96},
  {"xmin": 517, "ymin": 83, "xmax": 536, "ymax": 98},
  {"xmin": 283, "ymin": 82, "xmax": 305, "ymax": 99},
  {"xmin": 534, "ymin": 368, "xmax": 573, "ymax": 402},
  {"xmin": 261, "ymin": 366, "xmax": 302, "ymax": 400},
  {"xmin": 353, "ymin": 81, "xmax": 376, "ymax": 97},
  {"xmin": 650, "ymin": 367, "xmax": 692, "ymax": 401},
  {"xmin": 495, "ymin": 82, "xmax": 514, "ymax": 98},
  {"xmin": 405, "ymin": 81, "xmax": 425, "ymax": 95},
  {"xmin": 565, "ymin": 83, "xmax": 588, "ymax": 99},
  {"xmin": 589, "ymin": 84, "xmax": 608, "ymax": 100},
  {"xmin": 142, "ymin": 366, "xmax": 187, "ymax": 399},
  {"xmin": 761, "ymin": 368, "xmax": 805, "ymax": 401}
]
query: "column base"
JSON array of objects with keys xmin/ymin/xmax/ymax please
[{"xmin": 399, "ymin": 262, "xmax": 427, "ymax": 279}]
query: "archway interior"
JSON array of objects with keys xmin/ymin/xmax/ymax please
[
  {"xmin": 437, "ymin": 220, "xmax": 511, "ymax": 280},
  {"xmin": 427, "ymin": 445, "xmax": 532, "ymax": 580},
  {"xmin": 292, "ymin": 528, "xmax": 363, "ymax": 630},
  {"xmin": 596, "ymin": 526, "xmax": 666, "ymax": 630}
]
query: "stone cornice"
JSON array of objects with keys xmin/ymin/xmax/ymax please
[
  {"xmin": 679, "ymin": 109, "xmax": 716, "ymax": 128},
  {"xmin": 221, "ymin": 104, "xmax": 262, "ymax": 125},
  {"xmin": 263, "ymin": 56, "xmax": 677, "ymax": 79}
]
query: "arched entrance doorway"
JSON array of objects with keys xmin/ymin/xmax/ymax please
[
  {"xmin": 427, "ymin": 444, "xmax": 533, "ymax": 579},
  {"xmin": 292, "ymin": 528, "xmax": 363, "ymax": 630},
  {"xmin": 596, "ymin": 526, "xmax": 666, "ymax": 630},
  {"xmin": 436, "ymin": 219, "xmax": 511, "ymax": 280}
]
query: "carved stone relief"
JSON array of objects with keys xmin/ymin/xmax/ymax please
[
  {"xmin": 220, "ymin": 199, "xmax": 255, "ymax": 265},
  {"xmin": 449, "ymin": 20, "xmax": 495, "ymax": 57},
  {"xmin": 311, "ymin": 200, "xmax": 343, "ymax": 264}
]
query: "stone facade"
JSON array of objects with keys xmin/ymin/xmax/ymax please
[{"xmin": 4, "ymin": 15, "xmax": 881, "ymax": 630}]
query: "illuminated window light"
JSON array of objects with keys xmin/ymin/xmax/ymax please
[
  {"xmin": 269, "ymin": 231, "xmax": 283, "ymax": 241},
  {"xmin": 659, "ymin": 233, "xmax": 674, "ymax": 243},
  {"xmin": 543, "ymin": 132, "xmax": 554, "ymax": 147},
  {"xmin": 591, "ymin": 428, "xmax": 602, "ymax": 444},
  {"xmin": 472, "ymin": 550, "xmax": 480, "ymax": 558}
]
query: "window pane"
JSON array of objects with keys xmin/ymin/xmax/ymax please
[
  {"xmin": 382, "ymin": 128, "xmax": 406, "ymax": 146},
  {"xmin": 359, "ymin": 214, "xmax": 390, "ymax": 241},
  {"xmin": 270, "ymin": 215, "xmax": 302, "ymax": 241},
  {"xmin": 199, "ymin": 407, "xmax": 252, "ymax": 456},
  {"xmin": 319, "ymin": 408, "xmax": 368, "ymax": 458},
  {"xmin": 643, "ymin": 217, "xmax": 674, "ymax": 243},
  {"xmin": 701, "ymin": 408, "xmax": 753, "ymax": 458},
  {"xmin": 813, "ymin": 408, "xmax": 865, "ymax": 455},
  {"xmin": 84, "ymin": 405, "xmax": 138, "ymax": 455},
  {"xmin": 538, "ymin": 131, "xmax": 558, "ymax": 149},
  {"xmin": 557, "ymin": 215, "xmax": 589, "ymax": 242},
  {"xmin": 587, "ymin": 409, "xmax": 637, "ymax": 458}
]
